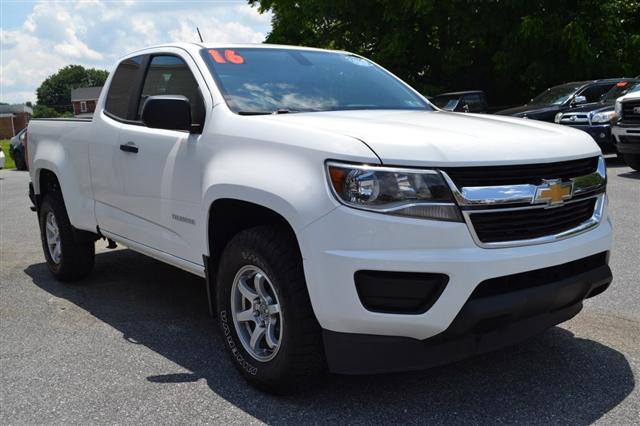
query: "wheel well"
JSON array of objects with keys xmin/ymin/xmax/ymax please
[
  {"xmin": 39, "ymin": 169, "xmax": 61, "ymax": 198},
  {"xmin": 207, "ymin": 199, "xmax": 300, "ymax": 268},
  {"xmin": 205, "ymin": 199, "xmax": 302, "ymax": 314},
  {"xmin": 36, "ymin": 169, "xmax": 98, "ymax": 243}
]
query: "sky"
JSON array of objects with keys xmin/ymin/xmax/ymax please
[{"xmin": 0, "ymin": 0, "xmax": 273, "ymax": 104}]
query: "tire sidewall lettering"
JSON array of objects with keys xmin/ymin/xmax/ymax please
[{"xmin": 220, "ymin": 309, "xmax": 258, "ymax": 375}]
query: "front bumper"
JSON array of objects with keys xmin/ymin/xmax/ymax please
[
  {"xmin": 300, "ymin": 201, "xmax": 612, "ymax": 341},
  {"xmin": 612, "ymin": 125, "xmax": 640, "ymax": 154},
  {"xmin": 565, "ymin": 124, "xmax": 615, "ymax": 153},
  {"xmin": 323, "ymin": 253, "xmax": 611, "ymax": 374}
]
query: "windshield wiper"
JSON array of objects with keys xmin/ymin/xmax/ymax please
[
  {"xmin": 237, "ymin": 111, "xmax": 273, "ymax": 115},
  {"xmin": 237, "ymin": 109, "xmax": 299, "ymax": 116}
]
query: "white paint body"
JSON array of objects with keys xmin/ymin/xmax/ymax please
[
  {"xmin": 27, "ymin": 43, "xmax": 611, "ymax": 340},
  {"xmin": 613, "ymin": 91, "xmax": 640, "ymax": 142}
]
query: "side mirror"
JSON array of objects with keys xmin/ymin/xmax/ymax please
[
  {"xmin": 572, "ymin": 95, "xmax": 587, "ymax": 105},
  {"xmin": 141, "ymin": 95, "xmax": 191, "ymax": 131}
]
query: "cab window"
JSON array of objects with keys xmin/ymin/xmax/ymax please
[
  {"xmin": 579, "ymin": 84, "xmax": 616, "ymax": 103},
  {"xmin": 137, "ymin": 55, "xmax": 205, "ymax": 129},
  {"xmin": 105, "ymin": 55, "xmax": 144, "ymax": 120},
  {"xmin": 461, "ymin": 93, "xmax": 487, "ymax": 113}
]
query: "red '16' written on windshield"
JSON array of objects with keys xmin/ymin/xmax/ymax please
[{"xmin": 209, "ymin": 49, "xmax": 244, "ymax": 64}]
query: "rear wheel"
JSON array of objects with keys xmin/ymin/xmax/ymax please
[
  {"xmin": 14, "ymin": 149, "xmax": 26, "ymax": 170},
  {"xmin": 215, "ymin": 225, "xmax": 324, "ymax": 393},
  {"xmin": 39, "ymin": 194, "xmax": 95, "ymax": 281},
  {"xmin": 622, "ymin": 153, "xmax": 640, "ymax": 171}
]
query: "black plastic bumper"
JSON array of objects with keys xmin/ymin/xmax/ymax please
[
  {"xmin": 323, "ymin": 255, "xmax": 612, "ymax": 375},
  {"xmin": 616, "ymin": 135, "xmax": 640, "ymax": 154}
]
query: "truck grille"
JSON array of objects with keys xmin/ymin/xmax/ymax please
[
  {"xmin": 620, "ymin": 99, "xmax": 640, "ymax": 125},
  {"xmin": 559, "ymin": 113, "xmax": 589, "ymax": 124},
  {"xmin": 442, "ymin": 157, "xmax": 599, "ymax": 187},
  {"xmin": 469, "ymin": 198, "xmax": 597, "ymax": 243}
]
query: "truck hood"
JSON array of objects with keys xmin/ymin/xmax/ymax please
[
  {"xmin": 267, "ymin": 110, "xmax": 600, "ymax": 166},
  {"xmin": 494, "ymin": 104, "xmax": 561, "ymax": 118}
]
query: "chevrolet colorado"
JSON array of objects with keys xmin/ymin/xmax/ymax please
[{"xmin": 27, "ymin": 43, "xmax": 612, "ymax": 392}]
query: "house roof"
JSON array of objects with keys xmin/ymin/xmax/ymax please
[
  {"xmin": 0, "ymin": 104, "xmax": 33, "ymax": 115},
  {"xmin": 71, "ymin": 86, "xmax": 103, "ymax": 101}
]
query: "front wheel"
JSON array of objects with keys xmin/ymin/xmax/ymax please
[
  {"xmin": 216, "ymin": 225, "xmax": 324, "ymax": 393},
  {"xmin": 39, "ymin": 194, "xmax": 95, "ymax": 281},
  {"xmin": 622, "ymin": 153, "xmax": 640, "ymax": 171}
]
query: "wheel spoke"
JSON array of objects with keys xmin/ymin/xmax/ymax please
[
  {"xmin": 265, "ymin": 321, "xmax": 278, "ymax": 349},
  {"xmin": 235, "ymin": 308, "xmax": 255, "ymax": 323},
  {"xmin": 238, "ymin": 278, "xmax": 258, "ymax": 301},
  {"xmin": 254, "ymin": 273, "xmax": 270, "ymax": 300},
  {"xmin": 53, "ymin": 243, "xmax": 61, "ymax": 261},
  {"xmin": 46, "ymin": 222, "xmax": 56, "ymax": 235},
  {"xmin": 267, "ymin": 303, "xmax": 280, "ymax": 315},
  {"xmin": 249, "ymin": 325, "xmax": 266, "ymax": 350}
]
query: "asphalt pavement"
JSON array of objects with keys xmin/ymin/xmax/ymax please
[{"xmin": 1, "ymin": 158, "xmax": 638, "ymax": 425}]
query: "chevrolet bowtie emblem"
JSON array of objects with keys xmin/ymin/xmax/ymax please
[{"xmin": 535, "ymin": 179, "xmax": 573, "ymax": 206}]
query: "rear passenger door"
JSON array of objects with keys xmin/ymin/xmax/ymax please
[{"xmin": 116, "ymin": 52, "xmax": 208, "ymax": 265}]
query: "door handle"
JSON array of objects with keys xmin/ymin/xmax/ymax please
[{"xmin": 119, "ymin": 142, "xmax": 139, "ymax": 153}]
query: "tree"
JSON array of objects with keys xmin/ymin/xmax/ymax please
[
  {"xmin": 249, "ymin": 0, "xmax": 640, "ymax": 106},
  {"xmin": 36, "ymin": 65, "xmax": 109, "ymax": 114},
  {"xmin": 32, "ymin": 104, "xmax": 60, "ymax": 119}
]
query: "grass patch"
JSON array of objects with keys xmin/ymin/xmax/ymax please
[{"xmin": 1, "ymin": 139, "xmax": 16, "ymax": 169}]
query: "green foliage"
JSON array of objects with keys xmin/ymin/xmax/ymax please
[
  {"xmin": 32, "ymin": 104, "xmax": 61, "ymax": 119},
  {"xmin": 250, "ymin": 0, "xmax": 640, "ymax": 106},
  {"xmin": 36, "ymin": 65, "xmax": 108, "ymax": 114},
  {"xmin": 1, "ymin": 140, "xmax": 16, "ymax": 169}
]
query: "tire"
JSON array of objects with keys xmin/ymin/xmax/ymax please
[
  {"xmin": 216, "ymin": 225, "xmax": 325, "ymax": 392},
  {"xmin": 14, "ymin": 153, "xmax": 26, "ymax": 171},
  {"xmin": 622, "ymin": 153, "xmax": 640, "ymax": 171},
  {"xmin": 38, "ymin": 194, "xmax": 95, "ymax": 281}
]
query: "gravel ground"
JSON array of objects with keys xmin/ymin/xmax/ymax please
[{"xmin": 1, "ymin": 158, "xmax": 638, "ymax": 425}]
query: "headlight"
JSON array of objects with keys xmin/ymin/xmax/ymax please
[
  {"xmin": 614, "ymin": 101, "xmax": 622, "ymax": 117},
  {"xmin": 591, "ymin": 111, "xmax": 617, "ymax": 124},
  {"xmin": 326, "ymin": 162, "xmax": 462, "ymax": 221},
  {"xmin": 554, "ymin": 112, "xmax": 563, "ymax": 123}
]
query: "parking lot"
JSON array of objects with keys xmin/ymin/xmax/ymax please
[{"xmin": 1, "ymin": 159, "xmax": 638, "ymax": 425}]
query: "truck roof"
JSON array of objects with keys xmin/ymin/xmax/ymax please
[{"xmin": 126, "ymin": 42, "xmax": 347, "ymax": 57}]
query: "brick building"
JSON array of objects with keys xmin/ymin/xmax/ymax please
[
  {"xmin": 71, "ymin": 86, "xmax": 102, "ymax": 117},
  {"xmin": 0, "ymin": 104, "xmax": 33, "ymax": 139}
]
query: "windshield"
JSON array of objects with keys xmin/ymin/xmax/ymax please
[
  {"xmin": 529, "ymin": 84, "xmax": 581, "ymax": 106},
  {"xmin": 201, "ymin": 48, "xmax": 432, "ymax": 114},
  {"xmin": 602, "ymin": 81, "xmax": 640, "ymax": 103}
]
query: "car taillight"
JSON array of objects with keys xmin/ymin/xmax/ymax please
[{"xmin": 23, "ymin": 129, "xmax": 29, "ymax": 170}]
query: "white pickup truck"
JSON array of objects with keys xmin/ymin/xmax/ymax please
[
  {"xmin": 27, "ymin": 43, "xmax": 612, "ymax": 392},
  {"xmin": 613, "ymin": 90, "xmax": 640, "ymax": 170}
]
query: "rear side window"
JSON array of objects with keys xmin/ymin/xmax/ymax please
[
  {"xmin": 137, "ymin": 55, "xmax": 204, "ymax": 126},
  {"xmin": 105, "ymin": 56, "xmax": 144, "ymax": 119}
]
